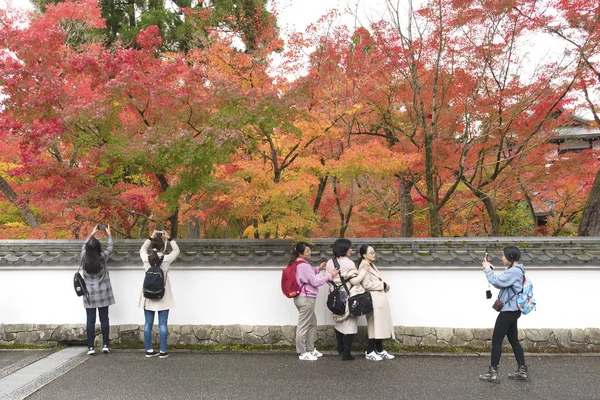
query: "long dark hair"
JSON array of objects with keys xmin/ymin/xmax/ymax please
[
  {"xmin": 503, "ymin": 246, "xmax": 521, "ymax": 265},
  {"xmin": 149, "ymin": 237, "xmax": 165, "ymax": 268},
  {"xmin": 288, "ymin": 242, "xmax": 311, "ymax": 266},
  {"xmin": 357, "ymin": 244, "xmax": 370, "ymax": 263},
  {"xmin": 333, "ymin": 238, "xmax": 352, "ymax": 258},
  {"xmin": 82, "ymin": 237, "xmax": 102, "ymax": 274}
]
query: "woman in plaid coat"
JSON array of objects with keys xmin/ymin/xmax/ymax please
[{"xmin": 80, "ymin": 225, "xmax": 115, "ymax": 355}]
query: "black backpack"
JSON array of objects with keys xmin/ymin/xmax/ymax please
[
  {"xmin": 143, "ymin": 256, "xmax": 165, "ymax": 299},
  {"xmin": 326, "ymin": 258, "xmax": 349, "ymax": 315},
  {"xmin": 73, "ymin": 263, "xmax": 90, "ymax": 304}
]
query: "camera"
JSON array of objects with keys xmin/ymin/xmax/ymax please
[
  {"xmin": 156, "ymin": 230, "xmax": 165, "ymax": 235},
  {"xmin": 486, "ymin": 289, "xmax": 492, "ymax": 299},
  {"xmin": 98, "ymin": 224, "xmax": 107, "ymax": 230}
]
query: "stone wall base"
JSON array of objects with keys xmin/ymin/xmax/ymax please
[{"xmin": 2, "ymin": 324, "xmax": 599, "ymax": 351}]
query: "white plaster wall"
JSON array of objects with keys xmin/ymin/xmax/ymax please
[{"xmin": 1, "ymin": 265, "xmax": 597, "ymax": 329}]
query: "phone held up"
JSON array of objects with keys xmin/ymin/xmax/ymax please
[
  {"xmin": 485, "ymin": 252, "xmax": 493, "ymax": 299},
  {"xmin": 485, "ymin": 253, "xmax": 493, "ymax": 270},
  {"xmin": 98, "ymin": 224, "xmax": 107, "ymax": 231}
]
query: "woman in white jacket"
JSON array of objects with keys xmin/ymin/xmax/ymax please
[
  {"xmin": 325, "ymin": 238, "xmax": 368, "ymax": 361},
  {"xmin": 358, "ymin": 245, "xmax": 395, "ymax": 361},
  {"xmin": 139, "ymin": 230, "xmax": 180, "ymax": 358}
]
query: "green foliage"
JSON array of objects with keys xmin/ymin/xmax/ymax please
[{"xmin": 498, "ymin": 202, "xmax": 535, "ymax": 237}]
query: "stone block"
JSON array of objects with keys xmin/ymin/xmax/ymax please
[
  {"xmin": 168, "ymin": 334, "xmax": 182, "ymax": 345},
  {"xmin": 4, "ymin": 332, "xmax": 17, "ymax": 341},
  {"xmin": 402, "ymin": 336, "xmax": 422, "ymax": 346},
  {"xmin": 281, "ymin": 326, "xmax": 296, "ymax": 344},
  {"xmin": 394, "ymin": 326, "xmax": 405, "ymax": 336},
  {"xmin": 584, "ymin": 328, "xmax": 600, "ymax": 345},
  {"xmin": 39, "ymin": 330, "xmax": 54, "ymax": 341},
  {"xmin": 523, "ymin": 329, "xmax": 551, "ymax": 342},
  {"xmin": 436, "ymin": 328, "xmax": 453, "ymax": 342},
  {"xmin": 241, "ymin": 332, "xmax": 265, "ymax": 345},
  {"xmin": 254, "ymin": 326, "xmax": 270, "ymax": 337},
  {"xmin": 109, "ymin": 326, "xmax": 119, "ymax": 340},
  {"xmin": 404, "ymin": 327, "xmax": 433, "ymax": 337},
  {"xmin": 193, "ymin": 326, "xmax": 211, "ymax": 340},
  {"xmin": 449, "ymin": 336, "xmax": 467, "ymax": 346},
  {"xmin": 120, "ymin": 329, "xmax": 143, "ymax": 346},
  {"xmin": 224, "ymin": 325, "xmax": 242, "ymax": 340},
  {"xmin": 454, "ymin": 328, "xmax": 474, "ymax": 341},
  {"xmin": 436, "ymin": 340, "xmax": 450, "ymax": 347},
  {"xmin": 469, "ymin": 339, "xmax": 486, "ymax": 348},
  {"xmin": 120, "ymin": 324, "xmax": 139, "ymax": 333},
  {"xmin": 421, "ymin": 335, "xmax": 437, "ymax": 346},
  {"xmin": 5, "ymin": 324, "xmax": 33, "ymax": 333},
  {"xmin": 553, "ymin": 329, "xmax": 571, "ymax": 348},
  {"xmin": 210, "ymin": 327, "xmax": 224, "ymax": 342},
  {"xmin": 571, "ymin": 328, "xmax": 585, "ymax": 343},
  {"xmin": 0, "ymin": 324, "xmax": 3, "ymax": 333},
  {"xmin": 472, "ymin": 328, "xmax": 492, "ymax": 340},
  {"xmin": 52, "ymin": 325, "xmax": 86, "ymax": 342},
  {"xmin": 16, "ymin": 331, "xmax": 40, "ymax": 343},
  {"xmin": 180, "ymin": 325, "xmax": 194, "ymax": 336},
  {"xmin": 240, "ymin": 325, "xmax": 254, "ymax": 334}
]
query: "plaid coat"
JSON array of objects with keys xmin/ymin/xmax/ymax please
[{"xmin": 80, "ymin": 235, "xmax": 115, "ymax": 309}]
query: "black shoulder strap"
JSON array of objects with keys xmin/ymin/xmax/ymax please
[{"xmin": 333, "ymin": 258, "xmax": 351, "ymax": 294}]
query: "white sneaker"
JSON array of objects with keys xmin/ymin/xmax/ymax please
[
  {"xmin": 87, "ymin": 347, "xmax": 95, "ymax": 355},
  {"xmin": 377, "ymin": 350, "xmax": 395, "ymax": 360},
  {"xmin": 102, "ymin": 346, "xmax": 110, "ymax": 354},
  {"xmin": 299, "ymin": 352, "xmax": 318, "ymax": 361},
  {"xmin": 365, "ymin": 351, "xmax": 383, "ymax": 361},
  {"xmin": 311, "ymin": 349, "xmax": 323, "ymax": 358}
]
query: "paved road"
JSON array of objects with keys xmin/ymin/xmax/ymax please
[{"xmin": 13, "ymin": 350, "xmax": 599, "ymax": 400}]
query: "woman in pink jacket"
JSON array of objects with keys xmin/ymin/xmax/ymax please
[{"xmin": 292, "ymin": 242, "xmax": 339, "ymax": 361}]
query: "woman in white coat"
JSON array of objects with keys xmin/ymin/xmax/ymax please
[
  {"xmin": 358, "ymin": 245, "xmax": 395, "ymax": 361},
  {"xmin": 326, "ymin": 238, "xmax": 368, "ymax": 361},
  {"xmin": 139, "ymin": 230, "xmax": 180, "ymax": 358}
]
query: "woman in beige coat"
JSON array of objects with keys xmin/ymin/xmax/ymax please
[
  {"xmin": 326, "ymin": 238, "xmax": 368, "ymax": 361},
  {"xmin": 139, "ymin": 230, "xmax": 180, "ymax": 358},
  {"xmin": 358, "ymin": 245, "xmax": 395, "ymax": 361}
]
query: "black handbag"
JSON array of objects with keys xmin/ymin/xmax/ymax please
[
  {"xmin": 74, "ymin": 264, "xmax": 90, "ymax": 304},
  {"xmin": 349, "ymin": 292, "xmax": 373, "ymax": 316}
]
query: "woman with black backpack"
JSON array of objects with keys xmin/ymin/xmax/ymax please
[
  {"xmin": 80, "ymin": 224, "xmax": 114, "ymax": 355},
  {"xmin": 138, "ymin": 229, "xmax": 180, "ymax": 358}
]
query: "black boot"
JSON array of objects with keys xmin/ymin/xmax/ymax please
[
  {"xmin": 479, "ymin": 366, "xmax": 500, "ymax": 383},
  {"xmin": 342, "ymin": 334, "xmax": 355, "ymax": 361},
  {"xmin": 335, "ymin": 329, "xmax": 344, "ymax": 355},
  {"xmin": 508, "ymin": 365, "xmax": 529, "ymax": 381}
]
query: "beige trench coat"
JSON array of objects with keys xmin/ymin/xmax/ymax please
[
  {"xmin": 359, "ymin": 260, "xmax": 395, "ymax": 339},
  {"xmin": 326, "ymin": 257, "xmax": 367, "ymax": 334},
  {"xmin": 138, "ymin": 239, "xmax": 180, "ymax": 311}
]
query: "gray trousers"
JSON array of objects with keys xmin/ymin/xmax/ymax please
[{"xmin": 294, "ymin": 296, "xmax": 317, "ymax": 354}]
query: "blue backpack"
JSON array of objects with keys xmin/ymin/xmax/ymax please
[{"xmin": 516, "ymin": 274, "xmax": 536, "ymax": 315}]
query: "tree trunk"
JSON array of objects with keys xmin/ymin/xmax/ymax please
[
  {"xmin": 428, "ymin": 204, "xmax": 444, "ymax": 237},
  {"xmin": 579, "ymin": 169, "xmax": 600, "ymax": 236},
  {"xmin": 168, "ymin": 208, "xmax": 179, "ymax": 238},
  {"xmin": 186, "ymin": 216, "xmax": 200, "ymax": 239},
  {"xmin": 0, "ymin": 175, "xmax": 41, "ymax": 229},
  {"xmin": 312, "ymin": 175, "xmax": 328, "ymax": 214},
  {"xmin": 398, "ymin": 178, "xmax": 414, "ymax": 237}
]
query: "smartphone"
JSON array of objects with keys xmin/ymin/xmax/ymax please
[
  {"xmin": 98, "ymin": 224, "xmax": 107, "ymax": 230},
  {"xmin": 485, "ymin": 253, "xmax": 494, "ymax": 270}
]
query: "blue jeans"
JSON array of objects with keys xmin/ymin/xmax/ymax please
[
  {"xmin": 86, "ymin": 306, "xmax": 109, "ymax": 348},
  {"xmin": 144, "ymin": 309, "xmax": 169, "ymax": 352}
]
